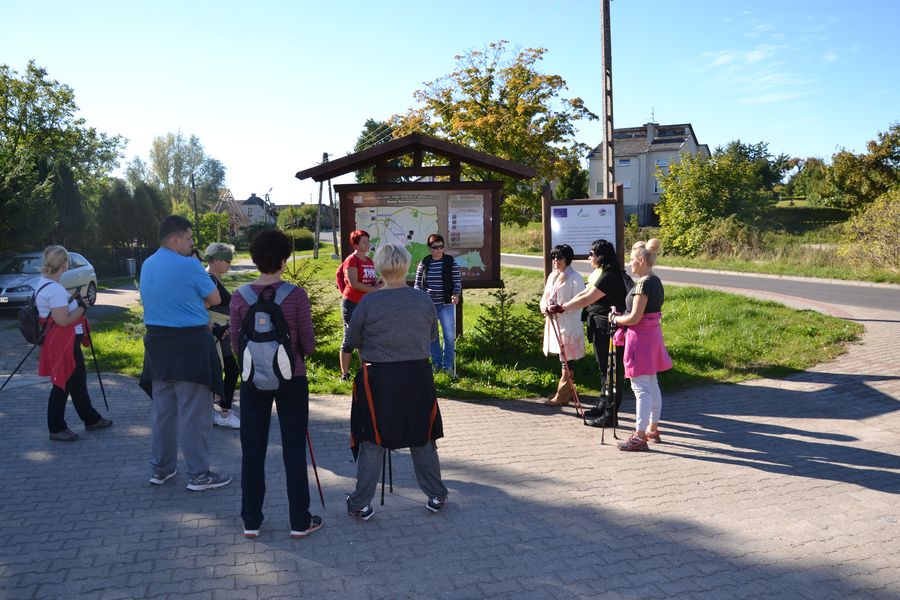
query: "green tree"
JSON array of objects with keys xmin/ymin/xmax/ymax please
[
  {"xmin": 146, "ymin": 131, "xmax": 226, "ymax": 211},
  {"xmin": 822, "ymin": 123, "xmax": 900, "ymax": 211},
  {"xmin": 197, "ymin": 212, "xmax": 230, "ymax": 246},
  {"xmin": 839, "ymin": 187, "xmax": 900, "ymax": 271},
  {"xmin": 783, "ymin": 157, "xmax": 829, "ymax": 204},
  {"xmin": 353, "ymin": 118, "xmax": 402, "ymax": 183},
  {"xmin": 0, "ymin": 61, "xmax": 124, "ymax": 251},
  {"xmin": 97, "ymin": 179, "xmax": 159, "ymax": 248},
  {"xmin": 393, "ymin": 40, "xmax": 596, "ymax": 224},
  {"xmin": 554, "ymin": 162, "xmax": 588, "ymax": 199},
  {"xmin": 715, "ymin": 140, "xmax": 790, "ymax": 191},
  {"xmin": 277, "ymin": 204, "xmax": 319, "ymax": 230},
  {"xmin": 656, "ymin": 151, "xmax": 772, "ymax": 256}
]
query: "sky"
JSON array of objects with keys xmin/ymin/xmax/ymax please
[{"xmin": 2, "ymin": 0, "xmax": 897, "ymax": 206}]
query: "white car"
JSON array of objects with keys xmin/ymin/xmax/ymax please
[{"xmin": 0, "ymin": 252, "xmax": 97, "ymax": 309}]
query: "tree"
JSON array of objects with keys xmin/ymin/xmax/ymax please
[
  {"xmin": 353, "ymin": 118, "xmax": 402, "ymax": 183},
  {"xmin": 0, "ymin": 61, "xmax": 124, "ymax": 251},
  {"xmin": 392, "ymin": 40, "xmax": 596, "ymax": 224},
  {"xmin": 656, "ymin": 151, "xmax": 772, "ymax": 256},
  {"xmin": 839, "ymin": 187, "xmax": 900, "ymax": 271},
  {"xmin": 277, "ymin": 204, "xmax": 319, "ymax": 230},
  {"xmin": 783, "ymin": 157, "xmax": 828, "ymax": 204},
  {"xmin": 146, "ymin": 131, "xmax": 226, "ymax": 212},
  {"xmin": 715, "ymin": 140, "xmax": 790, "ymax": 191},
  {"xmin": 822, "ymin": 123, "xmax": 900, "ymax": 211},
  {"xmin": 555, "ymin": 163, "xmax": 588, "ymax": 200},
  {"xmin": 97, "ymin": 179, "xmax": 159, "ymax": 248}
]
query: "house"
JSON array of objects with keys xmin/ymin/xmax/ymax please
[
  {"xmin": 241, "ymin": 193, "xmax": 277, "ymax": 226},
  {"xmin": 588, "ymin": 123, "xmax": 710, "ymax": 225}
]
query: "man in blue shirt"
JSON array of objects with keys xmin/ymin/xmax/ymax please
[{"xmin": 139, "ymin": 216, "xmax": 231, "ymax": 491}]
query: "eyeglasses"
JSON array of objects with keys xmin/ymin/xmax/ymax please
[
  {"xmin": 430, "ymin": 244, "xmax": 444, "ymax": 250},
  {"xmin": 588, "ymin": 251, "xmax": 595, "ymax": 257},
  {"xmin": 550, "ymin": 254, "xmax": 563, "ymax": 260}
]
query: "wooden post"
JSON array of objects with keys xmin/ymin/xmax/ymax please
[
  {"xmin": 540, "ymin": 184, "xmax": 553, "ymax": 279},
  {"xmin": 600, "ymin": 0, "xmax": 615, "ymax": 199}
]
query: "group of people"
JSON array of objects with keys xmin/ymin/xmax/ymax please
[{"xmin": 541, "ymin": 238, "xmax": 672, "ymax": 452}]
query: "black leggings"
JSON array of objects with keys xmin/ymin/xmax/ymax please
[
  {"xmin": 220, "ymin": 353, "xmax": 240, "ymax": 410},
  {"xmin": 47, "ymin": 335, "xmax": 102, "ymax": 433},
  {"xmin": 592, "ymin": 331, "xmax": 625, "ymax": 410}
]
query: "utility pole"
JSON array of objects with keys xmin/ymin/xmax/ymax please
[
  {"xmin": 600, "ymin": 0, "xmax": 615, "ymax": 199},
  {"xmin": 190, "ymin": 173, "xmax": 201, "ymax": 248},
  {"xmin": 313, "ymin": 152, "xmax": 328, "ymax": 259}
]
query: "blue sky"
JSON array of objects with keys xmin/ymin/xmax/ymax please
[{"xmin": 2, "ymin": 0, "xmax": 897, "ymax": 205}]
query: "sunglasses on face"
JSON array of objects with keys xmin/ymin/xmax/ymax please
[{"xmin": 430, "ymin": 244, "xmax": 444, "ymax": 250}]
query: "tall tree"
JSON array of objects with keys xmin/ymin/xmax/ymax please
[
  {"xmin": 146, "ymin": 131, "xmax": 226, "ymax": 211},
  {"xmin": 392, "ymin": 40, "xmax": 596, "ymax": 224},
  {"xmin": 0, "ymin": 61, "xmax": 124, "ymax": 251},
  {"xmin": 784, "ymin": 157, "xmax": 828, "ymax": 204},
  {"xmin": 353, "ymin": 118, "xmax": 402, "ymax": 183},
  {"xmin": 715, "ymin": 140, "xmax": 790, "ymax": 191},
  {"xmin": 555, "ymin": 163, "xmax": 589, "ymax": 200}
]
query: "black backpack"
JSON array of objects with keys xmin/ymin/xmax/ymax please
[
  {"xmin": 235, "ymin": 283, "xmax": 297, "ymax": 391},
  {"xmin": 17, "ymin": 282, "xmax": 54, "ymax": 345}
]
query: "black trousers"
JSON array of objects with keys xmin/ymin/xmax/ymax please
[
  {"xmin": 47, "ymin": 334, "xmax": 102, "ymax": 433},
  {"xmin": 240, "ymin": 376, "xmax": 312, "ymax": 531},
  {"xmin": 219, "ymin": 352, "xmax": 239, "ymax": 410},
  {"xmin": 592, "ymin": 331, "xmax": 625, "ymax": 411}
]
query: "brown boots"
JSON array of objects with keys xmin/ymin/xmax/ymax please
[{"xmin": 544, "ymin": 368, "xmax": 574, "ymax": 406}]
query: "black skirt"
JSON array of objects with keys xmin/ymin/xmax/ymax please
[{"xmin": 350, "ymin": 359, "xmax": 444, "ymax": 457}]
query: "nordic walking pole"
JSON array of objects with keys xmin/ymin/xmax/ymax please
[
  {"xmin": 306, "ymin": 431, "xmax": 325, "ymax": 508},
  {"xmin": 388, "ymin": 449, "xmax": 393, "ymax": 493},
  {"xmin": 380, "ymin": 450, "xmax": 387, "ymax": 506},
  {"xmin": 601, "ymin": 335, "xmax": 616, "ymax": 445},
  {"xmin": 548, "ymin": 311, "xmax": 585, "ymax": 421},
  {"xmin": 86, "ymin": 338, "xmax": 109, "ymax": 412},
  {"xmin": 0, "ymin": 344, "xmax": 39, "ymax": 395}
]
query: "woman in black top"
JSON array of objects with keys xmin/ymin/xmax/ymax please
[
  {"xmin": 204, "ymin": 243, "xmax": 240, "ymax": 429},
  {"xmin": 558, "ymin": 239, "xmax": 631, "ymax": 426}
]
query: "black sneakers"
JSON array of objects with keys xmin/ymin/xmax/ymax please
[
  {"xmin": 426, "ymin": 496, "xmax": 447, "ymax": 513},
  {"xmin": 290, "ymin": 515, "xmax": 323, "ymax": 538},
  {"xmin": 346, "ymin": 497, "xmax": 375, "ymax": 520}
]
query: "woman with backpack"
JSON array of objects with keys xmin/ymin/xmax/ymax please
[
  {"xmin": 556, "ymin": 239, "xmax": 631, "ymax": 427},
  {"xmin": 413, "ymin": 234, "xmax": 462, "ymax": 377},
  {"xmin": 229, "ymin": 230, "xmax": 321, "ymax": 539},
  {"xmin": 203, "ymin": 242, "xmax": 240, "ymax": 429},
  {"xmin": 338, "ymin": 230, "xmax": 382, "ymax": 381},
  {"xmin": 36, "ymin": 246, "xmax": 112, "ymax": 442}
]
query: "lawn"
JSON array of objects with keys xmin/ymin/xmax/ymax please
[{"xmin": 90, "ymin": 256, "xmax": 863, "ymax": 400}]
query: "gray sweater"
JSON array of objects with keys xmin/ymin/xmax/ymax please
[{"xmin": 346, "ymin": 287, "xmax": 438, "ymax": 362}]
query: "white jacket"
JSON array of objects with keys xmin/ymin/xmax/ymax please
[{"xmin": 540, "ymin": 266, "xmax": 586, "ymax": 360}]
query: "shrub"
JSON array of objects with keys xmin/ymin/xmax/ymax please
[
  {"xmin": 285, "ymin": 228, "xmax": 315, "ymax": 250},
  {"xmin": 839, "ymin": 187, "xmax": 900, "ymax": 271},
  {"xmin": 700, "ymin": 216, "xmax": 764, "ymax": 258},
  {"xmin": 282, "ymin": 256, "xmax": 340, "ymax": 339},
  {"xmin": 467, "ymin": 288, "xmax": 544, "ymax": 359}
]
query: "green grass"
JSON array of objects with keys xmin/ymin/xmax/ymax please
[{"xmin": 89, "ymin": 257, "xmax": 863, "ymax": 400}]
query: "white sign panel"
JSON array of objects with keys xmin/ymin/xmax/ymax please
[{"xmin": 550, "ymin": 203, "xmax": 617, "ymax": 255}]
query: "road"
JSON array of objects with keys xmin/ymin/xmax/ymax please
[{"xmin": 502, "ymin": 253, "xmax": 900, "ymax": 313}]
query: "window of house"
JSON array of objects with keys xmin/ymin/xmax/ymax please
[
  {"xmin": 622, "ymin": 179, "xmax": 632, "ymax": 189},
  {"xmin": 617, "ymin": 158, "xmax": 631, "ymax": 167},
  {"xmin": 595, "ymin": 181, "xmax": 603, "ymax": 196}
]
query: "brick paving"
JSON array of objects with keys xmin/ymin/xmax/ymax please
[{"xmin": 0, "ymin": 291, "xmax": 897, "ymax": 599}]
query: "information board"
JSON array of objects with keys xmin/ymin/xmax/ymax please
[
  {"xmin": 339, "ymin": 186, "xmax": 497, "ymax": 283},
  {"xmin": 549, "ymin": 203, "xmax": 618, "ymax": 254}
]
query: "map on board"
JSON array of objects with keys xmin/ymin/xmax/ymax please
[{"xmin": 355, "ymin": 205, "xmax": 439, "ymax": 277}]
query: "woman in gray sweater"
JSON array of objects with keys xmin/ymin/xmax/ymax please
[{"xmin": 345, "ymin": 243, "xmax": 449, "ymax": 520}]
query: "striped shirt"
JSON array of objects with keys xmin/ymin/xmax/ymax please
[{"xmin": 414, "ymin": 257, "xmax": 462, "ymax": 305}]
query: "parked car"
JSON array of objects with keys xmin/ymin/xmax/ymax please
[{"xmin": 0, "ymin": 252, "xmax": 97, "ymax": 310}]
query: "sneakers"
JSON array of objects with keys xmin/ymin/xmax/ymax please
[
  {"xmin": 426, "ymin": 496, "xmax": 447, "ymax": 513},
  {"xmin": 242, "ymin": 529, "xmax": 260, "ymax": 539},
  {"xmin": 149, "ymin": 470, "xmax": 177, "ymax": 485},
  {"xmin": 340, "ymin": 372, "xmax": 351, "ymax": 382},
  {"xmin": 186, "ymin": 471, "xmax": 232, "ymax": 491},
  {"xmin": 86, "ymin": 417, "xmax": 113, "ymax": 431},
  {"xmin": 646, "ymin": 430, "xmax": 662, "ymax": 443},
  {"xmin": 290, "ymin": 515, "xmax": 323, "ymax": 538},
  {"xmin": 346, "ymin": 497, "xmax": 375, "ymax": 521},
  {"xmin": 617, "ymin": 434, "xmax": 650, "ymax": 452},
  {"xmin": 49, "ymin": 428, "xmax": 79, "ymax": 442},
  {"xmin": 213, "ymin": 411, "xmax": 240, "ymax": 429}
]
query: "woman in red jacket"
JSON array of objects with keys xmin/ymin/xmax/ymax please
[{"xmin": 36, "ymin": 246, "xmax": 112, "ymax": 442}]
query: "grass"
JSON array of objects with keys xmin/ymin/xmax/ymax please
[{"xmin": 89, "ymin": 257, "xmax": 863, "ymax": 400}]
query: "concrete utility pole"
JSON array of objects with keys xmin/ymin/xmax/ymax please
[{"xmin": 600, "ymin": 0, "xmax": 615, "ymax": 199}]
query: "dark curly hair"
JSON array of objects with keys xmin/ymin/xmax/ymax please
[
  {"xmin": 590, "ymin": 239, "xmax": 621, "ymax": 272},
  {"xmin": 549, "ymin": 244, "xmax": 574, "ymax": 265},
  {"xmin": 250, "ymin": 229, "xmax": 292, "ymax": 274}
]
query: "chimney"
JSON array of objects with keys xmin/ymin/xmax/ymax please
[{"xmin": 646, "ymin": 122, "xmax": 657, "ymax": 143}]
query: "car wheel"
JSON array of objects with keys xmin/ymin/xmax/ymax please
[{"xmin": 85, "ymin": 281, "xmax": 97, "ymax": 306}]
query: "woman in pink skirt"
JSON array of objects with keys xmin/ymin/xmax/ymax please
[{"xmin": 609, "ymin": 238, "xmax": 672, "ymax": 451}]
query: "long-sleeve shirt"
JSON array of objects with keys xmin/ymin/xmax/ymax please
[
  {"xmin": 229, "ymin": 281, "xmax": 316, "ymax": 377},
  {"xmin": 413, "ymin": 257, "xmax": 462, "ymax": 305}
]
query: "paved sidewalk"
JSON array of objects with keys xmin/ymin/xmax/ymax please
[{"xmin": 0, "ymin": 298, "xmax": 897, "ymax": 599}]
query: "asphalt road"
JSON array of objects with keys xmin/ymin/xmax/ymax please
[{"xmin": 502, "ymin": 253, "xmax": 900, "ymax": 312}]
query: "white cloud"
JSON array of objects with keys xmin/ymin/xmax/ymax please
[{"xmin": 823, "ymin": 50, "xmax": 839, "ymax": 63}]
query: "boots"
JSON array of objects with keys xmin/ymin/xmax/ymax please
[{"xmin": 545, "ymin": 369, "xmax": 573, "ymax": 406}]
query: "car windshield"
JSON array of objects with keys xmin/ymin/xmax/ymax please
[{"xmin": 0, "ymin": 256, "xmax": 42, "ymax": 275}]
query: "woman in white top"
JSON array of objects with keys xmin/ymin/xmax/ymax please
[
  {"xmin": 539, "ymin": 244, "xmax": 586, "ymax": 406},
  {"xmin": 36, "ymin": 246, "xmax": 112, "ymax": 442}
]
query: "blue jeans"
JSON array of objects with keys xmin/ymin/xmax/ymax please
[{"xmin": 431, "ymin": 303, "xmax": 456, "ymax": 374}]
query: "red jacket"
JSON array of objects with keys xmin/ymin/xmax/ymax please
[{"xmin": 38, "ymin": 317, "xmax": 91, "ymax": 390}]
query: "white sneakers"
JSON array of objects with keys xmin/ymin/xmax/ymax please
[{"xmin": 214, "ymin": 410, "xmax": 241, "ymax": 429}]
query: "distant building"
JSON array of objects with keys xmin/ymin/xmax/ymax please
[
  {"xmin": 588, "ymin": 123, "xmax": 710, "ymax": 225},
  {"xmin": 241, "ymin": 193, "xmax": 277, "ymax": 226},
  {"xmin": 211, "ymin": 189, "xmax": 250, "ymax": 236}
]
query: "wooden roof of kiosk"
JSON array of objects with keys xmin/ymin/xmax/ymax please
[{"xmin": 295, "ymin": 132, "xmax": 537, "ymax": 183}]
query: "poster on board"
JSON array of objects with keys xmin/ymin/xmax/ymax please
[{"xmin": 549, "ymin": 203, "xmax": 618, "ymax": 255}]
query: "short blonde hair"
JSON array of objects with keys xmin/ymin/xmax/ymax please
[
  {"xmin": 41, "ymin": 245, "xmax": 69, "ymax": 276},
  {"xmin": 373, "ymin": 243, "xmax": 410, "ymax": 279},
  {"xmin": 203, "ymin": 242, "xmax": 234, "ymax": 262},
  {"xmin": 632, "ymin": 238, "xmax": 662, "ymax": 267}
]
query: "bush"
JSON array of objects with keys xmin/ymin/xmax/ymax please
[
  {"xmin": 839, "ymin": 187, "xmax": 900, "ymax": 271},
  {"xmin": 700, "ymin": 216, "xmax": 764, "ymax": 258},
  {"xmin": 765, "ymin": 206, "xmax": 850, "ymax": 233},
  {"xmin": 467, "ymin": 288, "xmax": 544, "ymax": 359},
  {"xmin": 282, "ymin": 256, "xmax": 340, "ymax": 339},
  {"xmin": 285, "ymin": 228, "xmax": 315, "ymax": 250}
]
